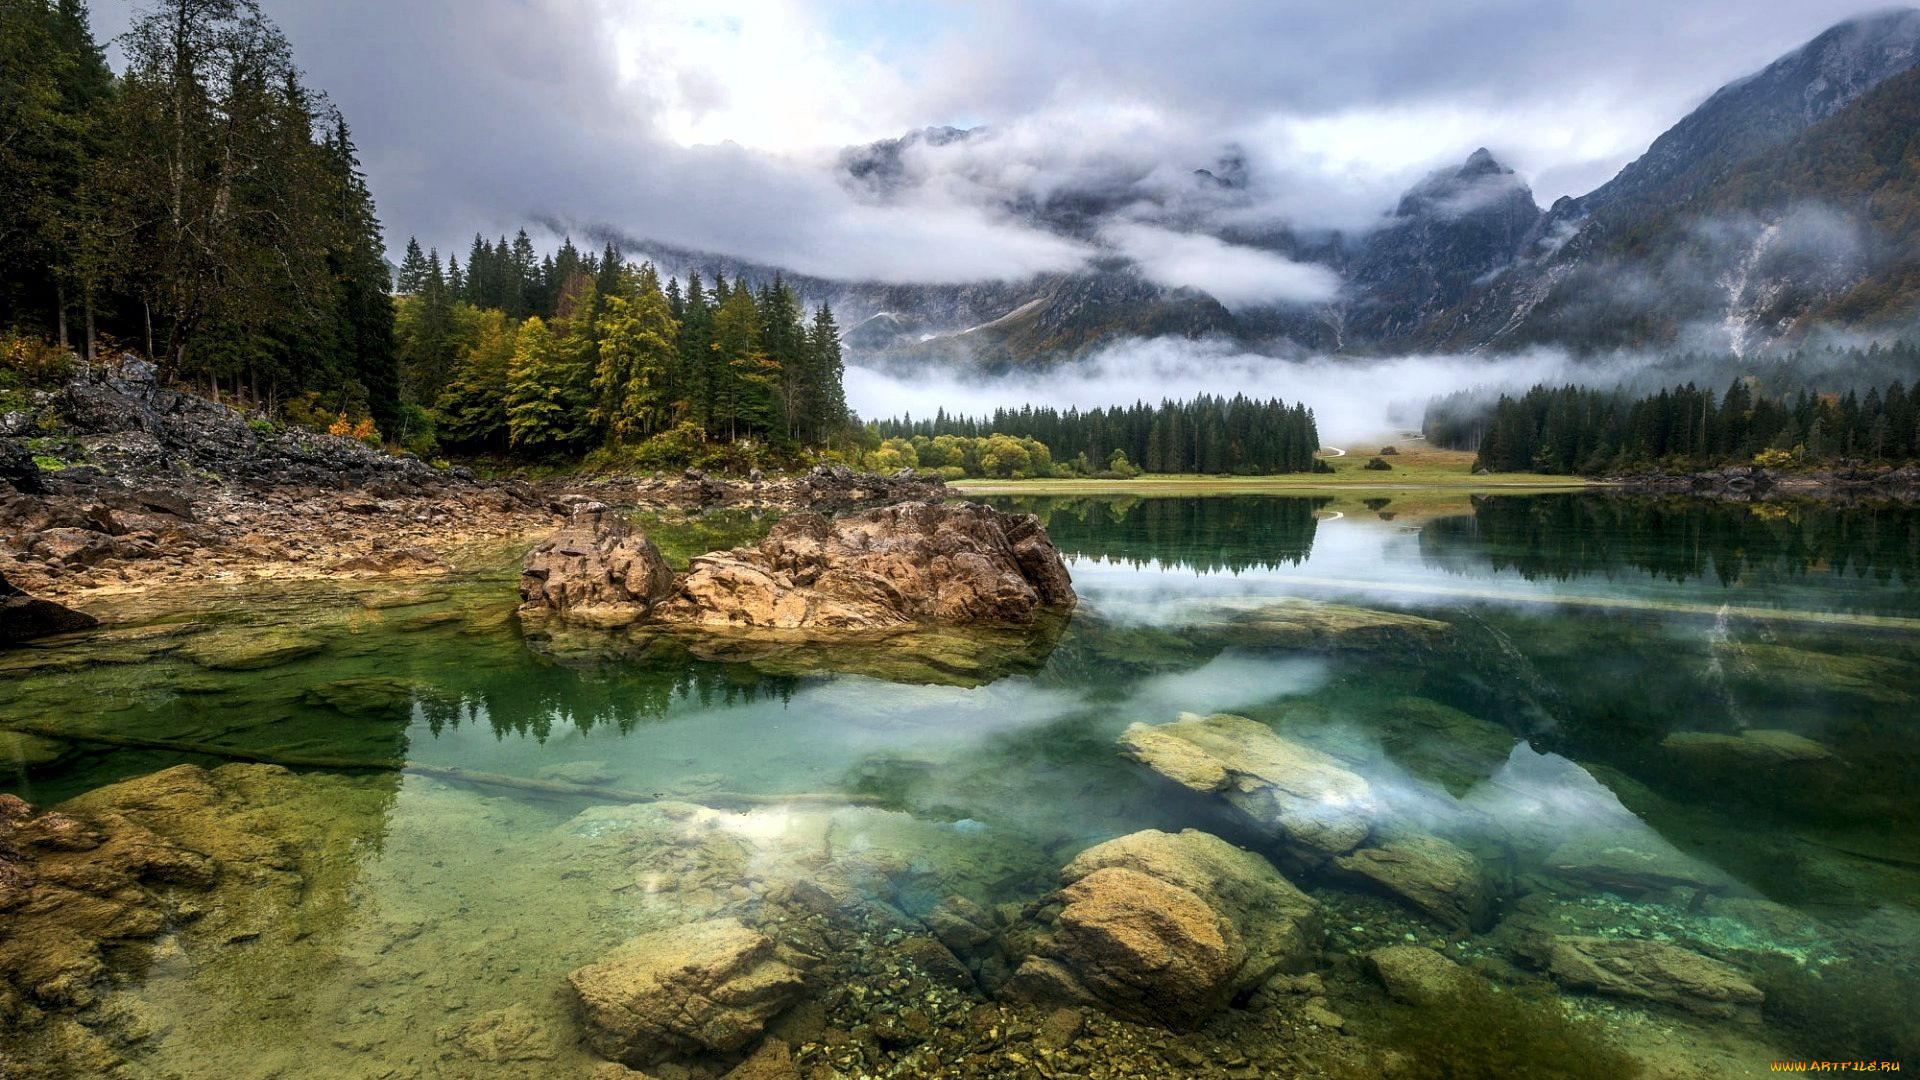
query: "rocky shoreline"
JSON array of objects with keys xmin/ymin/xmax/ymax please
[
  {"xmin": 0, "ymin": 359, "xmax": 948, "ymax": 621},
  {"xmin": 1604, "ymin": 463, "xmax": 1920, "ymax": 500}
]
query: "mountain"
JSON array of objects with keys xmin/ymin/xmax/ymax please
[
  {"xmin": 599, "ymin": 10, "xmax": 1920, "ymax": 367},
  {"xmin": 1344, "ymin": 148, "xmax": 1541, "ymax": 343},
  {"xmin": 1495, "ymin": 58, "xmax": 1920, "ymax": 352},
  {"xmin": 1421, "ymin": 7, "xmax": 1920, "ymax": 350}
]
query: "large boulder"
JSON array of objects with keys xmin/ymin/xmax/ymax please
[
  {"xmin": 1118, "ymin": 713, "xmax": 1378, "ymax": 859},
  {"xmin": 1003, "ymin": 829, "xmax": 1318, "ymax": 1028},
  {"xmin": 1517, "ymin": 934, "xmax": 1764, "ymax": 1019},
  {"xmin": 519, "ymin": 506, "xmax": 676, "ymax": 628},
  {"xmin": 567, "ymin": 918, "xmax": 807, "ymax": 1066},
  {"xmin": 657, "ymin": 501, "xmax": 1074, "ymax": 630},
  {"xmin": 1, "ymin": 572, "xmax": 98, "ymax": 645}
]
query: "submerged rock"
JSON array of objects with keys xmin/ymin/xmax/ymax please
[
  {"xmin": 1365, "ymin": 945, "xmax": 1478, "ymax": 1006},
  {"xmin": 1333, "ymin": 831, "xmax": 1493, "ymax": 931},
  {"xmin": 1543, "ymin": 833, "xmax": 1742, "ymax": 896},
  {"xmin": 1184, "ymin": 597, "xmax": 1454, "ymax": 652},
  {"xmin": 1003, "ymin": 828, "xmax": 1319, "ymax": 1028},
  {"xmin": 567, "ymin": 918, "xmax": 807, "ymax": 1065},
  {"xmin": 1118, "ymin": 713, "xmax": 1378, "ymax": 858},
  {"xmin": 520, "ymin": 506, "xmax": 677, "ymax": 628},
  {"xmin": 658, "ymin": 501, "xmax": 1075, "ymax": 630},
  {"xmin": 1660, "ymin": 729, "xmax": 1834, "ymax": 766},
  {"xmin": 0, "ymin": 764, "xmax": 373, "ymax": 1026},
  {"xmin": 672, "ymin": 617, "xmax": 1069, "ymax": 688},
  {"xmin": 1518, "ymin": 934, "xmax": 1764, "ymax": 1019},
  {"xmin": 178, "ymin": 628, "xmax": 325, "ymax": 671},
  {"xmin": 1, "ymin": 571, "xmax": 98, "ymax": 645}
]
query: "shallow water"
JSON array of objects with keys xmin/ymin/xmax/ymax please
[{"xmin": 3, "ymin": 494, "xmax": 1917, "ymax": 1078}]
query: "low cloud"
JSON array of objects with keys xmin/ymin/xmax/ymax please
[
  {"xmin": 848, "ymin": 336, "xmax": 1586, "ymax": 440},
  {"xmin": 1104, "ymin": 224, "xmax": 1342, "ymax": 309}
]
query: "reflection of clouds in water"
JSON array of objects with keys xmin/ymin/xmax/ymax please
[
  {"xmin": 1131, "ymin": 651, "xmax": 1329, "ymax": 718},
  {"xmin": 779, "ymin": 676, "xmax": 1089, "ymax": 752},
  {"xmin": 1458, "ymin": 743, "xmax": 1644, "ymax": 842},
  {"xmin": 416, "ymin": 672, "xmax": 1089, "ymax": 796},
  {"xmin": 1065, "ymin": 514, "xmax": 1744, "ymax": 625}
]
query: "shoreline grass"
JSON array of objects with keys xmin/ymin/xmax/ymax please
[{"xmin": 952, "ymin": 445, "xmax": 1589, "ymax": 496}]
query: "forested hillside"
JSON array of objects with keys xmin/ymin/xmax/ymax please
[
  {"xmin": 0, "ymin": 0, "xmax": 396, "ymax": 430},
  {"xmin": 391, "ymin": 233, "xmax": 849, "ymax": 466},
  {"xmin": 0, "ymin": 0, "xmax": 852, "ymax": 468}
]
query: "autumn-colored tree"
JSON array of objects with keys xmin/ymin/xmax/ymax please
[{"xmin": 592, "ymin": 264, "xmax": 681, "ymax": 443}]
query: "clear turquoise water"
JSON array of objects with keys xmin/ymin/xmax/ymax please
[{"xmin": 3, "ymin": 494, "xmax": 1916, "ymax": 1077}]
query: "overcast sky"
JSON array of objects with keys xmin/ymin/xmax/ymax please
[{"xmin": 90, "ymin": 0, "xmax": 1892, "ymax": 284}]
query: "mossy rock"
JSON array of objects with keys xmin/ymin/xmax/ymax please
[
  {"xmin": 179, "ymin": 631, "xmax": 327, "ymax": 671},
  {"xmin": 1341, "ymin": 978, "xmax": 1642, "ymax": 1080},
  {"xmin": 1725, "ymin": 643, "xmax": 1918, "ymax": 707},
  {"xmin": 300, "ymin": 678, "xmax": 418, "ymax": 718},
  {"xmin": 1377, "ymin": 696, "xmax": 1519, "ymax": 796},
  {"xmin": 0, "ymin": 729, "xmax": 68, "ymax": 767}
]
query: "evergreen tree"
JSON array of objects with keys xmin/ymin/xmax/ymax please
[
  {"xmin": 803, "ymin": 302, "xmax": 847, "ymax": 444},
  {"xmin": 396, "ymin": 237, "xmax": 430, "ymax": 294},
  {"xmin": 433, "ymin": 306, "xmax": 513, "ymax": 449},
  {"xmin": 592, "ymin": 264, "xmax": 681, "ymax": 443}
]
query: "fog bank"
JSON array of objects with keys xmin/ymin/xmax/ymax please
[{"xmin": 847, "ymin": 337, "xmax": 1588, "ymax": 442}]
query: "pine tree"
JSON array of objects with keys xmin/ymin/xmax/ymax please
[
  {"xmin": 431, "ymin": 307, "xmax": 512, "ymax": 448},
  {"xmin": 712, "ymin": 286, "xmax": 776, "ymax": 440},
  {"xmin": 396, "ymin": 238, "xmax": 430, "ymax": 295},
  {"xmin": 803, "ymin": 302, "xmax": 846, "ymax": 444}
]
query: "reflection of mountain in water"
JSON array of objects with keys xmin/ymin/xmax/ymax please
[
  {"xmin": 988, "ymin": 496, "xmax": 1325, "ymax": 574},
  {"xmin": 1421, "ymin": 494, "xmax": 1920, "ymax": 585}
]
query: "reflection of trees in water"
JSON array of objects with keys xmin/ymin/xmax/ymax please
[
  {"xmin": 412, "ymin": 650, "xmax": 800, "ymax": 740},
  {"xmin": 1421, "ymin": 495, "xmax": 1920, "ymax": 585},
  {"xmin": 989, "ymin": 496, "xmax": 1326, "ymax": 574}
]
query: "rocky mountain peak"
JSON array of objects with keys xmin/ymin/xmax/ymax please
[
  {"xmin": 1457, "ymin": 147, "xmax": 1505, "ymax": 178},
  {"xmin": 1392, "ymin": 149, "xmax": 1535, "ymax": 222}
]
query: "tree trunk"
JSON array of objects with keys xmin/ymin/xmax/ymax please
[
  {"xmin": 145, "ymin": 299, "xmax": 155, "ymax": 358},
  {"xmin": 55, "ymin": 283, "xmax": 68, "ymax": 350},
  {"xmin": 84, "ymin": 293, "xmax": 96, "ymax": 364}
]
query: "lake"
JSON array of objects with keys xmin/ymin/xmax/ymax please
[{"xmin": 3, "ymin": 493, "xmax": 1916, "ymax": 1078}]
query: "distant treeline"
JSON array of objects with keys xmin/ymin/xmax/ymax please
[
  {"xmin": 874, "ymin": 394, "xmax": 1325, "ymax": 476},
  {"xmin": 1427, "ymin": 378, "xmax": 1920, "ymax": 474}
]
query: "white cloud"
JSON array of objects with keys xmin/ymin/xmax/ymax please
[
  {"xmin": 604, "ymin": 0, "xmax": 914, "ymax": 151},
  {"xmin": 847, "ymin": 336, "xmax": 1591, "ymax": 440},
  {"xmin": 1105, "ymin": 224, "xmax": 1341, "ymax": 309}
]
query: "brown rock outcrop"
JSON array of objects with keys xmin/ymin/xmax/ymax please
[
  {"xmin": 567, "ymin": 918, "xmax": 807, "ymax": 1066},
  {"xmin": 658, "ymin": 501, "xmax": 1074, "ymax": 630},
  {"xmin": 519, "ymin": 506, "xmax": 677, "ymax": 627},
  {"xmin": 1003, "ymin": 828, "xmax": 1318, "ymax": 1028}
]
